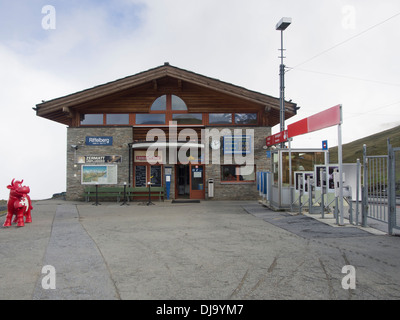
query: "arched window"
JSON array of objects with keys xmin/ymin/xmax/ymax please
[
  {"xmin": 171, "ymin": 95, "xmax": 187, "ymax": 111},
  {"xmin": 150, "ymin": 94, "xmax": 188, "ymax": 111},
  {"xmin": 151, "ymin": 95, "xmax": 167, "ymax": 111},
  {"xmin": 139, "ymin": 94, "xmax": 200, "ymax": 125}
]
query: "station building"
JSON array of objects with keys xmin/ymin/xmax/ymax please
[{"xmin": 35, "ymin": 63, "xmax": 297, "ymax": 201}]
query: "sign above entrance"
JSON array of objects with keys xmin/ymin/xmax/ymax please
[{"xmin": 134, "ymin": 150, "xmax": 163, "ymax": 163}]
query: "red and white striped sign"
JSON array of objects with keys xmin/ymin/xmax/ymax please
[
  {"xmin": 265, "ymin": 105, "xmax": 342, "ymax": 146},
  {"xmin": 288, "ymin": 105, "xmax": 342, "ymax": 138}
]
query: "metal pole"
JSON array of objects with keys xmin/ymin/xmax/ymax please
[
  {"xmin": 279, "ymin": 30, "xmax": 286, "ymax": 148},
  {"xmin": 321, "ymin": 167, "xmax": 325, "ymax": 219},
  {"xmin": 338, "ymin": 105, "xmax": 344, "ymax": 225},
  {"xmin": 362, "ymin": 144, "xmax": 368, "ymax": 227},
  {"xmin": 388, "ymin": 139, "xmax": 395, "ymax": 235},
  {"xmin": 356, "ymin": 158, "xmax": 360, "ymax": 225},
  {"xmin": 128, "ymin": 142, "xmax": 133, "ymax": 187},
  {"xmin": 289, "ymin": 138, "xmax": 293, "ymax": 212},
  {"xmin": 308, "ymin": 176, "xmax": 312, "ymax": 212}
]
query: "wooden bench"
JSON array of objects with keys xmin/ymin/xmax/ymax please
[
  {"xmin": 83, "ymin": 186, "xmax": 124, "ymax": 203},
  {"xmin": 83, "ymin": 186, "xmax": 165, "ymax": 203},
  {"xmin": 126, "ymin": 186, "xmax": 165, "ymax": 202}
]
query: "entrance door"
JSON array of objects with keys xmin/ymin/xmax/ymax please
[
  {"xmin": 190, "ymin": 164, "xmax": 205, "ymax": 199},
  {"xmin": 176, "ymin": 164, "xmax": 190, "ymax": 198}
]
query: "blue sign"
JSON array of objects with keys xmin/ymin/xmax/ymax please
[
  {"xmin": 223, "ymin": 135, "xmax": 251, "ymax": 154},
  {"xmin": 86, "ymin": 136, "xmax": 113, "ymax": 146},
  {"xmin": 322, "ymin": 140, "xmax": 328, "ymax": 150}
]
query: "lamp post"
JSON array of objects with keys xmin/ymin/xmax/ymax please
[{"xmin": 276, "ymin": 17, "xmax": 292, "ymax": 148}]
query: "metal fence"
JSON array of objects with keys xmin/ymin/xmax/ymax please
[{"xmin": 362, "ymin": 140, "xmax": 399, "ymax": 235}]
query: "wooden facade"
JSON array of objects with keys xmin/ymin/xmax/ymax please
[
  {"xmin": 35, "ymin": 63, "xmax": 298, "ymax": 201},
  {"xmin": 36, "ymin": 63, "xmax": 297, "ymax": 127}
]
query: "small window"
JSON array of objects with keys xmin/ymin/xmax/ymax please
[
  {"xmin": 171, "ymin": 95, "xmax": 188, "ymax": 111},
  {"xmin": 106, "ymin": 114, "xmax": 129, "ymax": 125},
  {"xmin": 136, "ymin": 114, "xmax": 166, "ymax": 125},
  {"xmin": 221, "ymin": 166, "xmax": 237, "ymax": 181},
  {"xmin": 81, "ymin": 114, "xmax": 104, "ymax": 125},
  {"xmin": 151, "ymin": 95, "xmax": 167, "ymax": 111},
  {"xmin": 235, "ymin": 113, "xmax": 257, "ymax": 125},
  {"xmin": 209, "ymin": 113, "xmax": 232, "ymax": 124},
  {"xmin": 221, "ymin": 165, "xmax": 255, "ymax": 182},
  {"xmin": 172, "ymin": 113, "xmax": 202, "ymax": 124}
]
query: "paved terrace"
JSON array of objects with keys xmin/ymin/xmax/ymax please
[{"xmin": 0, "ymin": 199, "xmax": 399, "ymax": 300}]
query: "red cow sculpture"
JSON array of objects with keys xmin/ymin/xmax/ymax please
[{"xmin": 3, "ymin": 179, "xmax": 33, "ymax": 228}]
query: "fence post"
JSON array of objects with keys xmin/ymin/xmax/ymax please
[
  {"xmin": 388, "ymin": 139, "xmax": 396, "ymax": 235},
  {"xmin": 362, "ymin": 144, "xmax": 368, "ymax": 227},
  {"xmin": 356, "ymin": 158, "xmax": 360, "ymax": 226}
]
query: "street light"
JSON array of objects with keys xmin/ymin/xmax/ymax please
[{"xmin": 276, "ymin": 17, "xmax": 292, "ymax": 148}]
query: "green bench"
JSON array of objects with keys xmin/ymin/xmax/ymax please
[
  {"xmin": 84, "ymin": 186, "xmax": 124, "ymax": 202},
  {"xmin": 126, "ymin": 186, "xmax": 165, "ymax": 202},
  {"xmin": 83, "ymin": 185, "xmax": 165, "ymax": 203}
]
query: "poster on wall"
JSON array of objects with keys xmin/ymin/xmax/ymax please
[{"xmin": 81, "ymin": 165, "xmax": 118, "ymax": 185}]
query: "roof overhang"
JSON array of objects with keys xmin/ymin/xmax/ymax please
[{"xmin": 35, "ymin": 63, "xmax": 298, "ymax": 125}]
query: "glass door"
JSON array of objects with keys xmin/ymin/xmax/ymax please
[{"xmin": 190, "ymin": 164, "xmax": 205, "ymax": 199}]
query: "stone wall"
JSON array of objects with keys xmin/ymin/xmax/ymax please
[
  {"xmin": 66, "ymin": 126, "xmax": 272, "ymax": 201},
  {"xmin": 66, "ymin": 127, "xmax": 132, "ymax": 200}
]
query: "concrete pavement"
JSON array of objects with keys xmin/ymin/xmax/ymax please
[{"xmin": 1, "ymin": 199, "xmax": 400, "ymax": 300}]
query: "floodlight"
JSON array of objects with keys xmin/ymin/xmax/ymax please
[{"xmin": 276, "ymin": 17, "xmax": 292, "ymax": 31}]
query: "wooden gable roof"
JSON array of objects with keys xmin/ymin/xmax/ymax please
[{"xmin": 35, "ymin": 63, "xmax": 298, "ymax": 126}]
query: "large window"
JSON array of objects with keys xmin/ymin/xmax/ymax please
[
  {"xmin": 106, "ymin": 114, "xmax": 129, "ymax": 125},
  {"xmin": 172, "ymin": 113, "xmax": 202, "ymax": 124},
  {"xmin": 235, "ymin": 113, "xmax": 257, "ymax": 125},
  {"xmin": 209, "ymin": 113, "xmax": 232, "ymax": 124},
  {"xmin": 273, "ymin": 151, "xmax": 326, "ymax": 186},
  {"xmin": 208, "ymin": 113, "xmax": 258, "ymax": 126},
  {"xmin": 79, "ymin": 96, "xmax": 259, "ymax": 127},
  {"xmin": 135, "ymin": 114, "xmax": 166, "ymax": 125},
  {"xmin": 80, "ymin": 114, "xmax": 104, "ymax": 125}
]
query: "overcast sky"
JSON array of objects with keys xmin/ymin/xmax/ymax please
[{"xmin": 1, "ymin": 0, "xmax": 399, "ymax": 200}]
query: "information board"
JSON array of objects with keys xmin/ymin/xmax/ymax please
[
  {"xmin": 223, "ymin": 135, "xmax": 251, "ymax": 154},
  {"xmin": 81, "ymin": 165, "xmax": 117, "ymax": 185}
]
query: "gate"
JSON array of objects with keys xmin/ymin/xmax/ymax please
[{"xmin": 362, "ymin": 141, "xmax": 399, "ymax": 235}]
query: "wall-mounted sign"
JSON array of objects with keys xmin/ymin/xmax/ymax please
[
  {"xmin": 266, "ymin": 130, "xmax": 288, "ymax": 147},
  {"xmin": 223, "ymin": 135, "xmax": 251, "ymax": 154},
  {"xmin": 81, "ymin": 165, "xmax": 117, "ymax": 185},
  {"xmin": 86, "ymin": 136, "xmax": 113, "ymax": 146},
  {"xmin": 134, "ymin": 150, "xmax": 163, "ymax": 163},
  {"xmin": 77, "ymin": 156, "xmax": 122, "ymax": 164}
]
